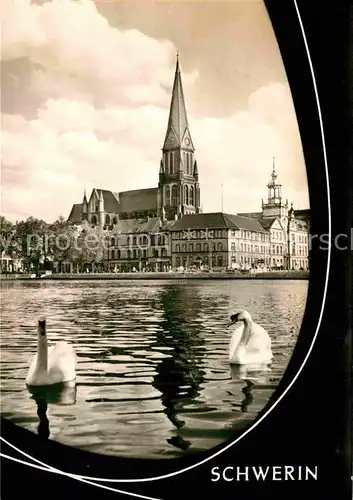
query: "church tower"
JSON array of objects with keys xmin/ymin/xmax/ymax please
[
  {"xmin": 158, "ymin": 55, "xmax": 201, "ymax": 220},
  {"xmin": 261, "ymin": 158, "xmax": 288, "ymax": 222}
]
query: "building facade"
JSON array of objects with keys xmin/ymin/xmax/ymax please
[
  {"xmin": 106, "ymin": 218, "xmax": 172, "ymax": 273},
  {"xmin": 170, "ymin": 213, "xmax": 270, "ymax": 271}
]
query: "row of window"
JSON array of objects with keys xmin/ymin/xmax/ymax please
[
  {"xmin": 174, "ymin": 254, "xmax": 308, "ymax": 268},
  {"xmin": 291, "ymin": 259, "xmax": 308, "ymax": 269},
  {"xmin": 175, "ymin": 243, "xmax": 223, "ymax": 253},
  {"xmin": 239, "ymin": 256, "xmax": 306, "ymax": 269},
  {"xmin": 109, "ymin": 248, "xmax": 168, "ymax": 259},
  {"xmin": 110, "ymin": 235, "xmax": 166, "ymax": 247},
  {"xmin": 172, "ymin": 230, "xmax": 271, "ymax": 241},
  {"xmin": 241, "ymin": 256, "xmax": 271, "ymax": 265},
  {"xmin": 271, "ymin": 230, "xmax": 283, "ymax": 241},
  {"xmin": 175, "ymin": 255, "xmax": 224, "ymax": 267},
  {"xmin": 90, "ymin": 214, "xmax": 119, "ymax": 225},
  {"xmin": 164, "ymin": 184, "xmax": 195, "ymax": 206},
  {"xmin": 268, "ymin": 186, "xmax": 282, "ymax": 199},
  {"xmin": 271, "ymin": 231, "xmax": 308, "ymax": 244},
  {"xmin": 291, "ymin": 233, "xmax": 308, "ymax": 243},
  {"xmin": 240, "ymin": 230, "xmax": 268, "ymax": 242},
  {"xmin": 292, "ymin": 244, "xmax": 308, "ymax": 257},
  {"xmin": 240, "ymin": 243, "xmax": 270, "ymax": 254},
  {"xmin": 297, "ymin": 234, "xmax": 307, "ymax": 243},
  {"xmin": 174, "ymin": 242, "xmax": 305, "ymax": 256},
  {"xmin": 173, "ymin": 229, "xmax": 225, "ymax": 239},
  {"xmin": 164, "ymin": 151, "xmax": 194, "ymax": 176}
]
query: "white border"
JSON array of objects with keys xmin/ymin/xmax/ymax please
[{"xmin": 0, "ymin": 0, "xmax": 331, "ymax": 497}]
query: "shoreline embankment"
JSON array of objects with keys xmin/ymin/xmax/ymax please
[{"xmin": 1, "ymin": 271, "xmax": 309, "ymax": 281}]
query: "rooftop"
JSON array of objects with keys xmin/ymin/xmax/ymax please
[
  {"xmin": 170, "ymin": 212, "xmax": 268, "ymax": 232},
  {"xmin": 67, "ymin": 203, "xmax": 83, "ymax": 224},
  {"xmin": 111, "ymin": 217, "xmax": 161, "ymax": 234}
]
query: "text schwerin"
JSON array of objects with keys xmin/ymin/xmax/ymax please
[{"xmin": 211, "ymin": 464, "xmax": 318, "ymax": 482}]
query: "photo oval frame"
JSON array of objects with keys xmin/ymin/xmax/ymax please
[{"xmin": 0, "ymin": 0, "xmax": 332, "ymax": 496}]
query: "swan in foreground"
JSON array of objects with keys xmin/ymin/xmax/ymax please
[
  {"xmin": 228, "ymin": 310, "xmax": 273, "ymax": 365},
  {"xmin": 26, "ymin": 317, "xmax": 77, "ymax": 387}
]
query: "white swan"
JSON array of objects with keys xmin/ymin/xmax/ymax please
[
  {"xmin": 26, "ymin": 317, "xmax": 77, "ymax": 387},
  {"xmin": 228, "ymin": 310, "xmax": 273, "ymax": 365}
]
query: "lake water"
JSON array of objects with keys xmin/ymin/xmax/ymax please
[{"xmin": 0, "ymin": 279, "xmax": 308, "ymax": 459}]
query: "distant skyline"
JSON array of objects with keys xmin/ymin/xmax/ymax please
[{"xmin": 2, "ymin": 0, "xmax": 309, "ymax": 222}]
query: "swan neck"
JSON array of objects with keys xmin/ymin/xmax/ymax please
[
  {"xmin": 239, "ymin": 319, "xmax": 252, "ymax": 346},
  {"xmin": 37, "ymin": 333, "xmax": 48, "ymax": 372}
]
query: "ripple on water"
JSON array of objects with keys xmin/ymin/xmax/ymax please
[{"xmin": 0, "ymin": 279, "xmax": 308, "ymax": 459}]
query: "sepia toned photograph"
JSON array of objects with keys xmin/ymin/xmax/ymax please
[{"xmin": 1, "ymin": 0, "xmax": 311, "ymax": 460}]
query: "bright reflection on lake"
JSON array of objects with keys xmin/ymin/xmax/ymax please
[{"xmin": 0, "ymin": 279, "xmax": 307, "ymax": 459}]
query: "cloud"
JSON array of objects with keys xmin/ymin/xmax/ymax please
[
  {"xmin": 1, "ymin": 0, "xmax": 198, "ymax": 108},
  {"xmin": 190, "ymin": 83, "xmax": 308, "ymax": 214},
  {"xmin": 1, "ymin": 0, "xmax": 309, "ymax": 222},
  {"xmin": 2, "ymin": 81, "xmax": 309, "ymax": 221}
]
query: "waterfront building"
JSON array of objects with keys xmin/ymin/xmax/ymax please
[
  {"xmin": 106, "ymin": 218, "xmax": 173, "ymax": 273},
  {"xmin": 170, "ymin": 213, "xmax": 270, "ymax": 271}
]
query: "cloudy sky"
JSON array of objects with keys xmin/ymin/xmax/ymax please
[{"xmin": 1, "ymin": 0, "xmax": 309, "ymax": 223}]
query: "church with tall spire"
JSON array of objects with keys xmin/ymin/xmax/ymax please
[
  {"xmin": 67, "ymin": 55, "xmax": 200, "ymax": 228},
  {"xmin": 158, "ymin": 54, "xmax": 201, "ymax": 221},
  {"xmin": 65, "ymin": 55, "xmax": 310, "ymax": 273}
]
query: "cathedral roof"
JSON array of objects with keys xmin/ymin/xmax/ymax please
[
  {"xmin": 118, "ymin": 188, "xmax": 158, "ymax": 213},
  {"xmin": 88, "ymin": 187, "xmax": 158, "ymax": 214},
  {"xmin": 170, "ymin": 213, "xmax": 268, "ymax": 232},
  {"xmin": 67, "ymin": 203, "xmax": 83, "ymax": 223},
  {"xmin": 94, "ymin": 189, "xmax": 120, "ymax": 212},
  {"xmin": 67, "ymin": 186, "xmax": 158, "ymax": 224}
]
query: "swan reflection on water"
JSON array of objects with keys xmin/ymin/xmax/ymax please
[
  {"xmin": 229, "ymin": 363, "xmax": 272, "ymax": 413},
  {"xmin": 27, "ymin": 380, "xmax": 77, "ymax": 439},
  {"xmin": 151, "ymin": 286, "xmax": 205, "ymax": 453}
]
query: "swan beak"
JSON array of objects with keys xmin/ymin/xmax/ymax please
[{"xmin": 227, "ymin": 320, "xmax": 235, "ymax": 328}]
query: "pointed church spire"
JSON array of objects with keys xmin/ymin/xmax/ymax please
[
  {"xmin": 158, "ymin": 54, "xmax": 200, "ymax": 221},
  {"xmin": 82, "ymin": 187, "xmax": 88, "ymax": 216},
  {"xmin": 163, "ymin": 54, "xmax": 193, "ymax": 150}
]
